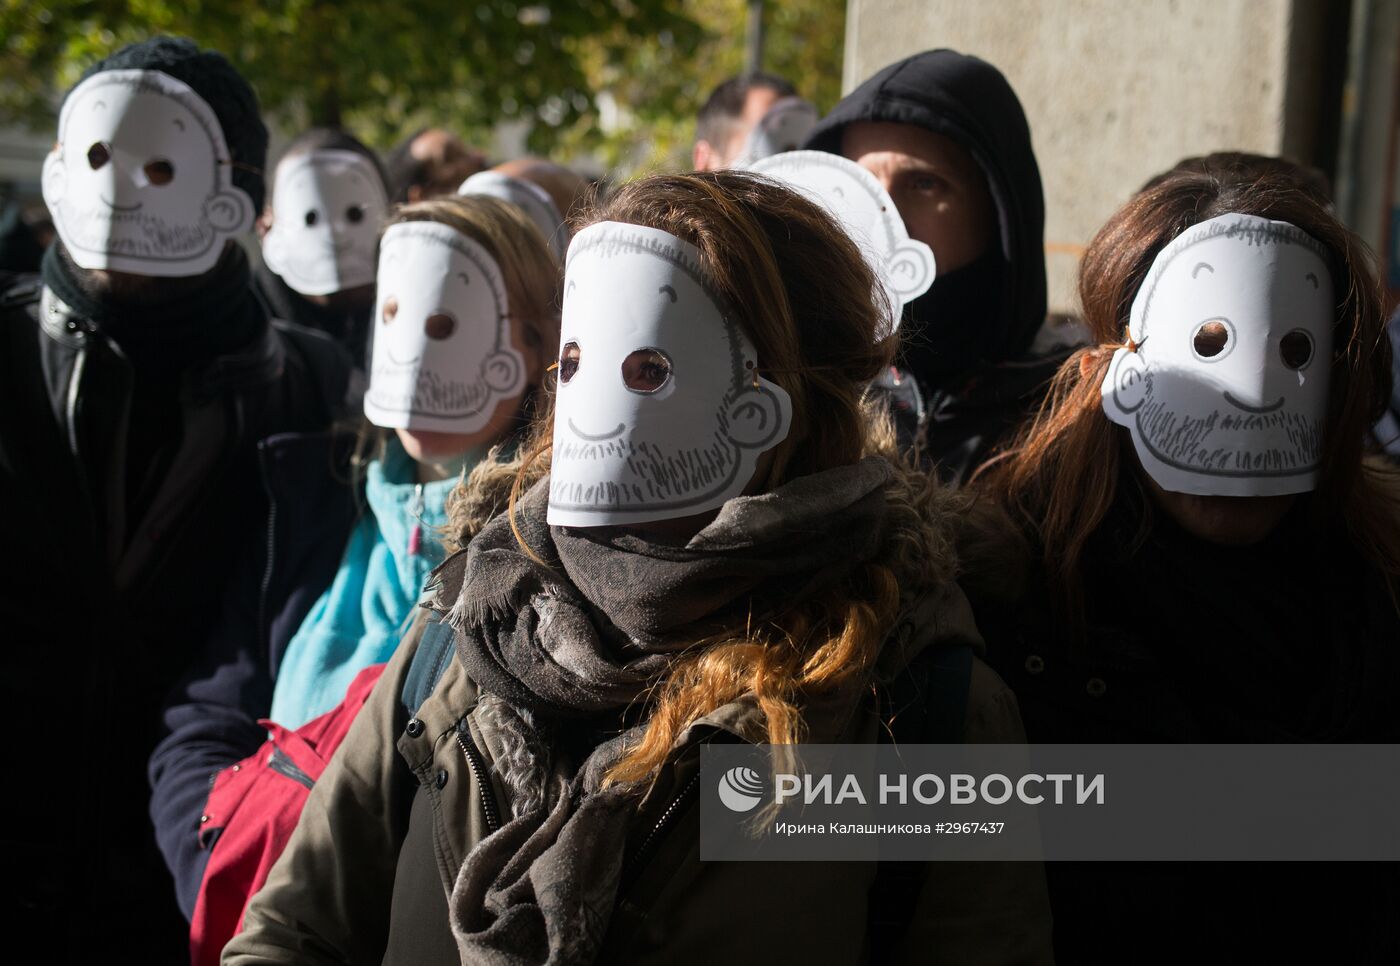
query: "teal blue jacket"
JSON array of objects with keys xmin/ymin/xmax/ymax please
[{"xmin": 269, "ymin": 437, "xmax": 474, "ymax": 728}]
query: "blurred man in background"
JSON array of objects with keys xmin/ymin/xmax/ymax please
[
  {"xmin": 692, "ymin": 71, "xmax": 798, "ymax": 171},
  {"xmin": 385, "ymin": 127, "xmax": 488, "ymax": 203},
  {"xmin": 459, "ymin": 156, "xmax": 590, "ymax": 258}
]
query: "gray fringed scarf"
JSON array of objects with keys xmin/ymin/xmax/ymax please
[{"xmin": 446, "ymin": 457, "xmax": 895, "ymax": 965}]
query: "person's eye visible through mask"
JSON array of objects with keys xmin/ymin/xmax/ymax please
[
  {"xmin": 559, "ymin": 341, "xmax": 581, "ymax": 383},
  {"xmin": 621, "ymin": 348, "xmax": 672, "ymax": 393}
]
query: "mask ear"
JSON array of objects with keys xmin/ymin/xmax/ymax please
[
  {"xmin": 887, "ymin": 241, "xmax": 936, "ymax": 299},
  {"xmin": 481, "ymin": 349, "xmax": 524, "ymax": 394},
  {"xmin": 42, "ymin": 154, "xmax": 67, "ymax": 206},
  {"xmin": 1102, "ymin": 347, "xmax": 1149, "ymax": 418},
  {"xmin": 260, "ymin": 224, "xmax": 288, "ymax": 274},
  {"xmin": 204, "ymin": 188, "xmax": 254, "ymax": 234},
  {"xmin": 725, "ymin": 384, "xmax": 790, "ymax": 449}
]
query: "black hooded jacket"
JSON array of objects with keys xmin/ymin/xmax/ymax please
[
  {"xmin": 252, "ymin": 260, "xmax": 374, "ymax": 371},
  {"xmin": 0, "ymin": 246, "xmax": 350, "ymax": 959},
  {"xmin": 807, "ymin": 50, "xmax": 1073, "ymax": 482}
]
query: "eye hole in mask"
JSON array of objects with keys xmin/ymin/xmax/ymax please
[
  {"xmin": 621, "ymin": 347, "xmax": 672, "ymax": 394},
  {"xmin": 144, "ymin": 159, "xmax": 175, "ymax": 186},
  {"xmin": 425, "ymin": 312, "xmax": 456, "ymax": 341},
  {"xmin": 346, "ymin": 204, "xmax": 365, "ymax": 224},
  {"xmin": 87, "ymin": 142, "xmax": 111, "ymax": 170},
  {"xmin": 558, "ymin": 341, "xmax": 581, "ymax": 384},
  {"xmin": 304, "ymin": 210, "xmax": 319, "ymax": 227},
  {"xmin": 381, "ymin": 296, "xmax": 398, "ymax": 324},
  {"xmin": 1279, "ymin": 329, "xmax": 1314, "ymax": 370},
  {"xmin": 1192, "ymin": 319, "xmax": 1232, "ymax": 360}
]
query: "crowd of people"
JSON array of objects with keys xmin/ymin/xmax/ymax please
[{"xmin": 1, "ymin": 32, "xmax": 1397, "ymax": 965}]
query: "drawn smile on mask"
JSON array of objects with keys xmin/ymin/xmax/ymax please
[
  {"xmin": 1223, "ymin": 392, "xmax": 1284, "ymax": 414},
  {"xmin": 42, "ymin": 69, "xmax": 255, "ymax": 277},
  {"xmin": 1101, "ymin": 213, "xmax": 1334, "ymax": 497},
  {"xmin": 363, "ymin": 222, "xmax": 526, "ymax": 435},
  {"xmin": 546, "ymin": 221, "xmax": 793, "ymax": 528},
  {"xmin": 262, "ymin": 150, "xmax": 387, "ymax": 297}
]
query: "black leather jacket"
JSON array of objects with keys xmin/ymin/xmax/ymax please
[{"xmin": 0, "ymin": 271, "xmax": 350, "ymax": 959}]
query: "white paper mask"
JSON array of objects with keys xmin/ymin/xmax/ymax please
[
  {"xmin": 262, "ymin": 150, "xmax": 387, "ymax": 296},
  {"xmin": 548, "ymin": 221, "xmax": 793, "ymax": 527},
  {"xmin": 363, "ymin": 221, "xmax": 526, "ymax": 434},
  {"xmin": 1100, "ymin": 213, "xmax": 1334, "ymax": 496},
  {"xmin": 737, "ymin": 96, "xmax": 819, "ymax": 163},
  {"xmin": 41, "ymin": 69, "xmax": 254, "ymax": 276},
  {"xmin": 459, "ymin": 170, "xmax": 567, "ymax": 259},
  {"xmin": 749, "ymin": 150, "xmax": 935, "ymax": 331}
]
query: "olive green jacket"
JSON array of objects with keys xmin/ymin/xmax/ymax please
[{"xmin": 225, "ymin": 570, "xmax": 1053, "ymax": 965}]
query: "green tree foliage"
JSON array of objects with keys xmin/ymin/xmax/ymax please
[
  {"xmin": 0, "ymin": 1, "xmax": 702, "ymax": 146},
  {"xmin": 0, "ymin": 0, "xmax": 845, "ymax": 174},
  {"xmin": 561, "ymin": 0, "xmax": 847, "ymax": 173}
]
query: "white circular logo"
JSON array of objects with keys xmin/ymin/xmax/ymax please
[{"xmin": 717, "ymin": 765, "xmax": 765, "ymax": 812}]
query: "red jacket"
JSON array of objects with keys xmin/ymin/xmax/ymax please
[{"xmin": 189, "ymin": 662, "xmax": 387, "ymax": 966}]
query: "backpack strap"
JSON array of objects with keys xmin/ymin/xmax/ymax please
[
  {"xmin": 400, "ymin": 612, "xmax": 457, "ymax": 718},
  {"xmin": 867, "ymin": 643, "xmax": 976, "ymax": 961}
]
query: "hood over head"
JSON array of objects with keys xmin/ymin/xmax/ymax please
[{"xmin": 806, "ymin": 49, "xmax": 1046, "ymax": 365}]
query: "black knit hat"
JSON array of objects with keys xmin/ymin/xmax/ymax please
[{"xmin": 72, "ymin": 36, "xmax": 268, "ymax": 211}]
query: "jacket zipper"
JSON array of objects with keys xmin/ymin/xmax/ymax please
[
  {"xmin": 256, "ymin": 441, "xmax": 278, "ymax": 659},
  {"xmin": 408, "ymin": 483, "xmax": 424, "ymax": 556},
  {"xmin": 64, "ymin": 341, "xmax": 98, "ymax": 548},
  {"xmin": 456, "ymin": 728, "xmax": 502, "ymax": 833},
  {"xmin": 267, "ymin": 747, "xmax": 315, "ymax": 790},
  {"xmin": 621, "ymin": 772, "xmax": 700, "ymax": 889}
]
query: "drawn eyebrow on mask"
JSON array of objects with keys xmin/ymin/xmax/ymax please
[
  {"xmin": 457, "ymin": 272, "xmax": 470, "ymax": 285},
  {"xmin": 659, "ymin": 284, "xmax": 677, "ymax": 303},
  {"xmin": 1305, "ymin": 272, "xmax": 1319, "ymax": 289},
  {"xmin": 172, "ymin": 119, "xmax": 185, "ymax": 132},
  {"xmin": 1192, "ymin": 262, "xmax": 1214, "ymax": 278},
  {"xmin": 92, "ymin": 100, "xmax": 107, "ymax": 112},
  {"xmin": 566, "ymin": 279, "xmax": 577, "ymax": 296}
]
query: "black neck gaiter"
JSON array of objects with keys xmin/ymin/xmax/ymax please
[
  {"xmin": 41, "ymin": 241, "xmax": 265, "ymax": 374},
  {"xmin": 896, "ymin": 248, "xmax": 1009, "ymax": 393},
  {"xmin": 254, "ymin": 260, "xmax": 372, "ymax": 368}
]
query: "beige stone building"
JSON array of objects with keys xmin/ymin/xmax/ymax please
[{"xmin": 842, "ymin": 0, "xmax": 1400, "ymax": 314}]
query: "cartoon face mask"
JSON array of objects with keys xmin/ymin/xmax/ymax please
[
  {"xmin": 737, "ymin": 96, "xmax": 819, "ymax": 164},
  {"xmin": 459, "ymin": 170, "xmax": 568, "ymax": 259},
  {"xmin": 41, "ymin": 69, "xmax": 254, "ymax": 276},
  {"xmin": 548, "ymin": 221, "xmax": 793, "ymax": 527},
  {"xmin": 363, "ymin": 221, "xmax": 526, "ymax": 434},
  {"xmin": 1100, "ymin": 213, "xmax": 1335, "ymax": 497},
  {"xmin": 749, "ymin": 150, "xmax": 935, "ymax": 332},
  {"xmin": 262, "ymin": 150, "xmax": 387, "ymax": 296}
]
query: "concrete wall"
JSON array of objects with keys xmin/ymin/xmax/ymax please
[
  {"xmin": 842, "ymin": 0, "xmax": 1379, "ymax": 315},
  {"xmin": 1336, "ymin": 0, "xmax": 1400, "ymax": 296}
]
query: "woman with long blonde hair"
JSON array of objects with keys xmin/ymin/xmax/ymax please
[
  {"xmin": 154, "ymin": 193, "xmax": 561, "ymax": 963},
  {"xmin": 226, "ymin": 171, "xmax": 1051, "ymax": 965}
]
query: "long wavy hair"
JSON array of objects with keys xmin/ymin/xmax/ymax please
[
  {"xmin": 453, "ymin": 171, "xmax": 965, "ymax": 786},
  {"xmin": 975, "ymin": 167, "xmax": 1400, "ymax": 620}
]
